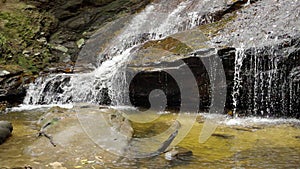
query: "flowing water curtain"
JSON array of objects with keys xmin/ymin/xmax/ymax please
[
  {"xmin": 289, "ymin": 67, "xmax": 300, "ymax": 117},
  {"xmin": 232, "ymin": 47, "xmax": 246, "ymax": 117},
  {"xmin": 23, "ymin": 0, "xmax": 228, "ymax": 106}
]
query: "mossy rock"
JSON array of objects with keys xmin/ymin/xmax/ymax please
[
  {"xmin": 0, "ymin": 65, "xmax": 24, "ymax": 76},
  {"xmin": 142, "ymin": 37, "xmax": 193, "ymax": 55},
  {"xmin": 0, "ymin": 1, "xmax": 57, "ymax": 73}
]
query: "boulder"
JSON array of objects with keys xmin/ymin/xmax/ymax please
[
  {"xmin": 0, "ymin": 65, "xmax": 33, "ymax": 108},
  {"xmin": 164, "ymin": 147, "xmax": 193, "ymax": 161},
  {"xmin": 0, "ymin": 121, "xmax": 13, "ymax": 144}
]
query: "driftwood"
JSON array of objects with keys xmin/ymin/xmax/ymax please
[{"xmin": 37, "ymin": 122, "xmax": 56, "ymax": 147}]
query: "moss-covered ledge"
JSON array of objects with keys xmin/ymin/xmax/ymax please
[{"xmin": 0, "ymin": 0, "xmax": 151, "ymax": 109}]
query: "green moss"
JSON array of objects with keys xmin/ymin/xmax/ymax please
[
  {"xmin": 17, "ymin": 56, "xmax": 37, "ymax": 73},
  {"xmin": 0, "ymin": 32, "xmax": 6, "ymax": 40},
  {"xmin": 199, "ymin": 13, "xmax": 237, "ymax": 38},
  {"xmin": 142, "ymin": 37, "xmax": 193, "ymax": 55},
  {"xmin": 0, "ymin": 2, "xmax": 56, "ymax": 74},
  {"xmin": 0, "ymin": 33, "xmax": 8, "ymax": 64}
]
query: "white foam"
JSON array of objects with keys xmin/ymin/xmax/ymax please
[
  {"xmin": 198, "ymin": 113, "xmax": 300, "ymax": 126},
  {"xmin": 223, "ymin": 117, "xmax": 300, "ymax": 126},
  {"xmin": 7, "ymin": 104, "xmax": 73, "ymax": 112},
  {"xmin": 109, "ymin": 105, "xmax": 138, "ymax": 111}
]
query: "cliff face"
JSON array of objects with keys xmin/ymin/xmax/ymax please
[
  {"xmin": 0, "ymin": 0, "xmax": 150, "ymax": 109},
  {"xmin": 128, "ymin": 37, "xmax": 300, "ymax": 118},
  {"xmin": 126, "ymin": 0, "xmax": 300, "ymax": 118}
]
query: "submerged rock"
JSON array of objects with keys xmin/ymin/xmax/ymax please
[
  {"xmin": 164, "ymin": 147, "xmax": 193, "ymax": 161},
  {"xmin": 49, "ymin": 162, "xmax": 67, "ymax": 169},
  {"xmin": 0, "ymin": 121, "xmax": 13, "ymax": 144},
  {"xmin": 212, "ymin": 133, "xmax": 235, "ymax": 139},
  {"xmin": 24, "ymin": 104, "xmax": 181, "ymax": 164}
]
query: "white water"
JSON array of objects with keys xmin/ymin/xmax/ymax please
[
  {"xmin": 232, "ymin": 47, "xmax": 246, "ymax": 117},
  {"xmin": 198, "ymin": 113, "xmax": 300, "ymax": 126},
  {"xmin": 23, "ymin": 0, "xmax": 226, "ymax": 106},
  {"xmin": 7, "ymin": 104, "xmax": 73, "ymax": 112},
  {"xmin": 223, "ymin": 116, "xmax": 300, "ymax": 126},
  {"xmin": 221, "ymin": 0, "xmax": 300, "ymax": 117},
  {"xmin": 212, "ymin": 0, "xmax": 300, "ymax": 49}
]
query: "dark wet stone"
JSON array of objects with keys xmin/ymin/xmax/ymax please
[
  {"xmin": 0, "ymin": 121, "xmax": 13, "ymax": 144},
  {"xmin": 128, "ymin": 35, "xmax": 300, "ymax": 118},
  {"xmin": 23, "ymin": 0, "xmax": 151, "ymax": 65},
  {"xmin": 232, "ymin": 126, "xmax": 262, "ymax": 132},
  {"xmin": 165, "ymin": 147, "xmax": 193, "ymax": 161},
  {"xmin": 212, "ymin": 133, "xmax": 235, "ymax": 139}
]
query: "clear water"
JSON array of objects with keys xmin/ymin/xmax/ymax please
[{"xmin": 0, "ymin": 106, "xmax": 300, "ymax": 168}]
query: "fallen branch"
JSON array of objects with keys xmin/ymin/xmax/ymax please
[{"xmin": 37, "ymin": 122, "xmax": 56, "ymax": 147}]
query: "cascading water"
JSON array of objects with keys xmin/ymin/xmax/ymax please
[
  {"xmin": 215, "ymin": 0, "xmax": 300, "ymax": 118},
  {"xmin": 232, "ymin": 47, "xmax": 245, "ymax": 117},
  {"xmin": 22, "ymin": 0, "xmax": 300, "ymax": 118},
  {"xmin": 229, "ymin": 40, "xmax": 300, "ymax": 118},
  {"xmin": 23, "ymin": 0, "xmax": 226, "ymax": 106},
  {"xmin": 289, "ymin": 67, "xmax": 300, "ymax": 114}
]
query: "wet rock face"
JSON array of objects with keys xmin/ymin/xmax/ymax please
[
  {"xmin": 128, "ymin": 48, "xmax": 230, "ymax": 112},
  {"xmin": 0, "ymin": 66, "xmax": 34, "ymax": 108},
  {"xmin": 129, "ymin": 59, "xmax": 210, "ymax": 111},
  {"xmin": 129, "ymin": 71, "xmax": 182, "ymax": 111},
  {"xmin": 126, "ymin": 0, "xmax": 300, "ymax": 118},
  {"xmin": 24, "ymin": 0, "xmax": 151, "ymax": 64},
  {"xmin": 128, "ymin": 36, "xmax": 300, "ymax": 118},
  {"xmin": 237, "ymin": 36, "xmax": 300, "ymax": 118},
  {"xmin": 0, "ymin": 0, "xmax": 150, "ymax": 107},
  {"xmin": 0, "ymin": 121, "xmax": 13, "ymax": 144}
]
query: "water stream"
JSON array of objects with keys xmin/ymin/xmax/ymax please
[
  {"xmin": 1, "ymin": 0, "xmax": 300, "ymax": 168},
  {"xmin": 1, "ymin": 108, "xmax": 300, "ymax": 168},
  {"xmin": 20, "ymin": 0, "xmax": 300, "ymax": 118},
  {"xmin": 23, "ymin": 0, "xmax": 226, "ymax": 107}
]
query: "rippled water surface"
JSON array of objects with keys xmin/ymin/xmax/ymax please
[{"xmin": 0, "ymin": 106, "xmax": 299, "ymax": 168}]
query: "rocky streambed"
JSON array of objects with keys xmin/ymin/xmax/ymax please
[{"xmin": 0, "ymin": 105, "xmax": 300, "ymax": 168}]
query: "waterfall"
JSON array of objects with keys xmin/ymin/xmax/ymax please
[
  {"xmin": 289, "ymin": 67, "xmax": 300, "ymax": 116},
  {"xmin": 22, "ymin": 0, "xmax": 300, "ymax": 118},
  {"xmin": 231, "ymin": 41, "xmax": 300, "ymax": 118},
  {"xmin": 232, "ymin": 47, "xmax": 245, "ymax": 117},
  {"xmin": 23, "ymin": 0, "xmax": 226, "ymax": 106},
  {"xmin": 250, "ymin": 48, "xmax": 279, "ymax": 116},
  {"xmin": 223, "ymin": 0, "xmax": 300, "ymax": 118}
]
